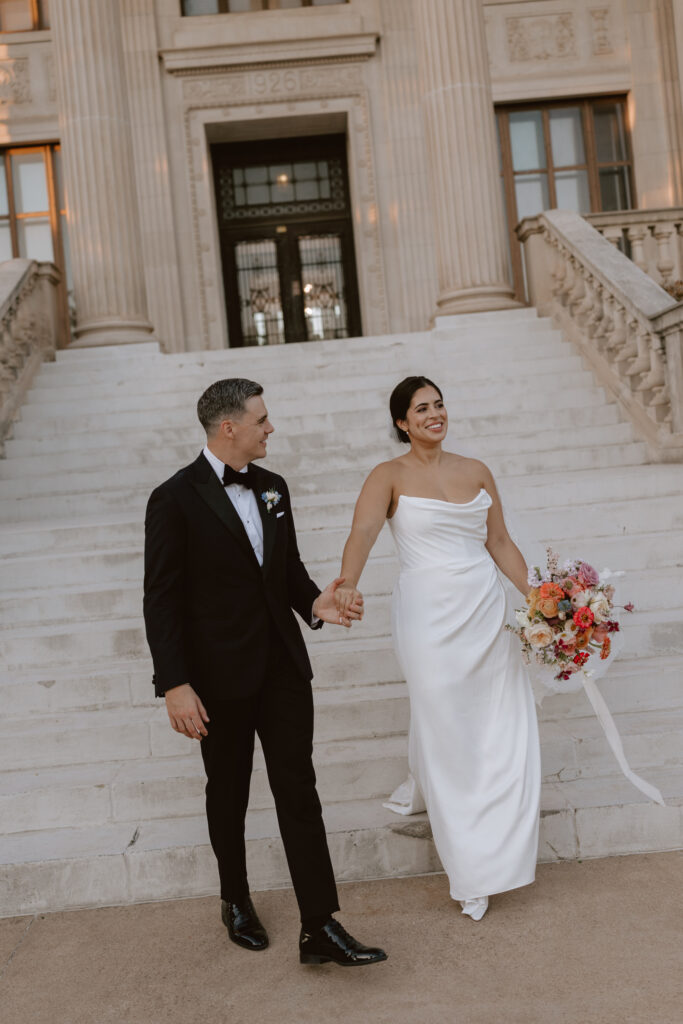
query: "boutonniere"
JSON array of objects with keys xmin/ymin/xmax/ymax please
[{"xmin": 261, "ymin": 489, "xmax": 282, "ymax": 513}]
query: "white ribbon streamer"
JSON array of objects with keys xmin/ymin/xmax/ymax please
[{"xmin": 580, "ymin": 672, "xmax": 665, "ymax": 806}]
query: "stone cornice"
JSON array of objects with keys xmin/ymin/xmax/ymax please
[{"xmin": 161, "ymin": 34, "xmax": 378, "ymax": 76}]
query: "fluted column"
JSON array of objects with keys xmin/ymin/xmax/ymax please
[
  {"xmin": 51, "ymin": 0, "xmax": 154, "ymax": 346},
  {"xmin": 414, "ymin": 0, "xmax": 517, "ymax": 315}
]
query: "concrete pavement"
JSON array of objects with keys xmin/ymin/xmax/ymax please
[{"xmin": 1, "ymin": 851, "xmax": 681, "ymax": 1024}]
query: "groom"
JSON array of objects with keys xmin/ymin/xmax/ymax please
[{"xmin": 143, "ymin": 378, "xmax": 386, "ymax": 967}]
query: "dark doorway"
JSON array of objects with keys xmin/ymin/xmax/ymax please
[{"xmin": 212, "ymin": 134, "xmax": 362, "ymax": 346}]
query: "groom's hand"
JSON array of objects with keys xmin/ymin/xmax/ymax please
[
  {"xmin": 313, "ymin": 577, "xmax": 364, "ymax": 627},
  {"xmin": 165, "ymin": 684, "xmax": 210, "ymax": 739}
]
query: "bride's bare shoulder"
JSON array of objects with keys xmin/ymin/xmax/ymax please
[{"xmin": 445, "ymin": 452, "xmax": 494, "ymax": 485}]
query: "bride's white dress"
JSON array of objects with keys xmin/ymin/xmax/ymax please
[{"xmin": 387, "ymin": 488, "xmax": 541, "ymax": 902}]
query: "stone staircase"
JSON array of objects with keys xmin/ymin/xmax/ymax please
[{"xmin": 1, "ymin": 308, "xmax": 681, "ymax": 917}]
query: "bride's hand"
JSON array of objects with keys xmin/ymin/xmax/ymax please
[{"xmin": 335, "ymin": 583, "xmax": 363, "ymax": 619}]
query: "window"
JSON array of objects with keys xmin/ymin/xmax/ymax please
[
  {"xmin": 0, "ymin": 0, "xmax": 50, "ymax": 32},
  {"xmin": 0, "ymin": 145, "xmax": 71, "ymax": 335},
  {"xmin": 182, "ymin": 0, "xmax": 345, "ymax": 15},
  {"xmin": 497, "ymin": 97, "xmax": 634, "ymax": 299}
]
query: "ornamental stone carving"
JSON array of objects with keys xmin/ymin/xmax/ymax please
[
  {"xmin": 506, "ymin": 13, "xmax": 576, "ymax": 63},
  {"xmin": 0, "ymin": 59, "xmax": 32, "ymax": 106},
  {"xmin": 181, "ymin": 63, "xmax": 361, "ymax": 106},
  {"xmin": 590, "ymin": 8, "xmax": 613, "ymax": 56}
]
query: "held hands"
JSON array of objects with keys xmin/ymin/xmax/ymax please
[
  {"xmin": 313, "ymin": 576, "xmax": 364, "ymax": 628},
  {"xmin": 165, "ymin": 684, "xmax": 210, "ymax": 740},
  {"xmin": 334, "ymin": 580, "xmax": 364, "ymax": 623}
]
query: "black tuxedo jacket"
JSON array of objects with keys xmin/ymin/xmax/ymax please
[{"xmin": 143, "ymin": 453, "xmax": 322, "ymax": 700}]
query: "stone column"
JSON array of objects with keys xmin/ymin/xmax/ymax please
[
  {"xmin": 51, "ymin": 0, "xmax": 154, "ymax": 346},
  {"xmin": 414, "ymin": 0, "xmax": 517, "ymax": 315}
]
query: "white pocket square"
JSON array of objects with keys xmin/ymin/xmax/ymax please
[{"xmin": 276, "ymin": 511, "xmax": 285, "ymax": 518}]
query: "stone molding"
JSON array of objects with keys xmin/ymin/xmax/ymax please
[
  {"xmin": 180, "ymin": 60, "xmax": 388, "ymax": 348},
  {"xmin": 0, "ymin": 58, "xmax": 31, "ymax": 106}
]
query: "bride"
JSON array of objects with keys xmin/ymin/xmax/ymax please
[{"xmin": 335, "ymin": 376, "xmax": 541, "ymax": 921}]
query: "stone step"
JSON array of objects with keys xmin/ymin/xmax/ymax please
[
  {"xmin": 1, "ymin": 706, "xmax": 680, "ymax": 834},
  {"xmin": 2, "ymin": 769, "xmax": 681, "ymax": 917},
  {"xmin": 0, "ymin": 465, "xmax": 679, "ymax": 534},
  {"xmin": 0, "ymin": 420, "xmax": 639, "ymax": 481},
  {"xmin": 14, "ymin": 371, "xmax": 603, "ymax": 425},
  {"xmin": 25, "ymin": 352, "xmax": 585, "ymax": 405},
  {"xmin": 0, "ymin": 442, "xmax": 650, "ymax": 506},
  {"xmin": 1, "ymin": 601, "xmax": 679, "ymax": 674},
  {"xmin": 9, "ymin": 380, "xmax": 609, "ymax": 438},
  {"xmin": 0, "ymin": 562, "xmax": 675, "ymax": 628},
  {"xmin": 2, "ymin": 640, "xmax": 681, "ymax": 730},
  {"xmin": 3, "ymin": 401, "xmax": 624, "ymax": 458}
]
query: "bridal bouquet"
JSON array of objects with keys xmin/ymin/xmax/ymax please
[
  {"xmin": 506, "ymin": 547, "xmax": 633, "ymax": 682},
  {"xmin": 506, "ymin": 548, "xmax": 663, "ymax": 806}
]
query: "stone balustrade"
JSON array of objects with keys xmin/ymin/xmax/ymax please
[
  {"xmin": 585, "ymin": 208, "xmax": 683, "ymax": 296},
  {"xmin": 518, "ymin": 209, "xmax": 683, "ymax": 461},
  {"xmin": 0, "ymin": 259, "xmax": 62, "ymax": 454}
]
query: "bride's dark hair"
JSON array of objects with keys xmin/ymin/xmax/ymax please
[{"xmin": 390, "ymin": 376, "xmax": 443, "ymax": 443}]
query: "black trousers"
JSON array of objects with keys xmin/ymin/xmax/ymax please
[{"xmin": 199, "ymin": 627, "xmax": 339, "ymax": 923}]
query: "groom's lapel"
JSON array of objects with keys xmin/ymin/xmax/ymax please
[
  {"xmin": 254, "ymin": 470, "xmax": 277, "ymax": 577},
  {"xmin": 190, "ymin": 454, "xmax": 259, "ymax": 568}
]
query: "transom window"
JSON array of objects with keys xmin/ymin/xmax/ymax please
[
  {"xmin": 0, "ymin": 0, "xmax": 50, "ymax": 32},
  {"xmin": 182, "ymin": 0, "xmax": 345, "ymax": 14},
  {"xmin": 497, "ymin": 96, "xmax": 634, "ymax": 299}
]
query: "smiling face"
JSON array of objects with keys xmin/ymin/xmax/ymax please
[
  {"xmin": 211, "ymin": 394, "xmax": 274, "ymax": 467},
  {"xmin": 398, "ymin": 385, "xmax": 448, "ymax": 445}
]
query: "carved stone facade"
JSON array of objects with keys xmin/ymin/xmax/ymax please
[{"xmin": 0, "ymin": 0, "xmax": 680, "ymax": 350}]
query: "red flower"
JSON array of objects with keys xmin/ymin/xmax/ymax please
[
  {"xmin": 573, "ymin": 652, "xmax": 590, "ymax": 666},
  {"xmin": 573, "ymin": 606, "xmax": 595, "ymax": 630},
  {"xmin": 623, "ymin": 602, "xmax": 635, "ymax": 613}
]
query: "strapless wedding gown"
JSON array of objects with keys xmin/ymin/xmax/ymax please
[{"xmin": 387, "ymin": 489, "xmax": 541, "ymax": 903}]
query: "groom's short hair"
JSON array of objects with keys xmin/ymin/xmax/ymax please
[{"xmin": 197, "ymin": 378, "xmax": 264, "ymax": 434}]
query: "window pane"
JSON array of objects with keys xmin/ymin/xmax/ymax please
[
  {"xmin": 53, "ymin": 147, "xmax": 66, "ymax": 211},
  {"xmin": 244, "ymin": 165, "xmax": 267, "ymax": 185},
  {"xmin": 294, "ymin": 179, "xmax": 319, "ymax": 200},
  {"xmin": 299, "ymin": 234, "xmax": 349, "ymax": 341},
  {"xmin": 555, "ymin": 169, "xmax": 590, "ymax": 212},
  {"xmin": 235, "ymin": 239, "xmax": 284, "ymax": 346},
  {"xmin": 293, "ymin": 162, "xmax": 317, "ymax": 181},
  {"xmin": 0, "ymin": 223, "xmax": 13, "ymax": 261},
  {"xmin": 594, "ymin": 103, "xmax": 628, "ymax": 163},
  {"xmin": 39, "ymin": 0, "xmax": 49, "ymax": 27},
  {"xmin": 17, "ymin": 217, "xmax": 54, "ymax": 261},
  {"xmin": 246, "ymin": 184, "xmax": 269, "ymax": 204},
  {"xmin": 270, "ymin": 181, "xmax": 294, "ymax": 202},
  {"xmin": 229, "ymin": 0, "xmax": 264, "ymax": 9},
  {"xmin": 514, "ymin": 172, "xmax": 549, "ymax": 219},
  {"xmin": 549, "ymin": 107, "xmax": 585, "ymax": 167},
  {"xmin": 60, "ymin": 212, "xmax": 72, "ymax": 288},
  {"xmin": 183, "ymin": 0, "xmax": 220, "ymax": 12},
  {"xmin": 12, "ymin": 153, "xmax": 49, "ymax": 213},
  {"xmin": 0, "ymin": 0, "xmax": 33, "ymax": 31},
  {"xmin": 0, "ymin": 162, "xmax": 8, "ymax": 217},
  {"xmin": 509, "ymin": 111, "xmax": 546, "ymax": 172},
  {"xmin": 599, "ymin": 166, "xmax": 632, "ymax": 211}
]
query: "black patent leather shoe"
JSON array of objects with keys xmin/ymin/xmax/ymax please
[
  {"xmin": 221, "ymin": 897, "xmax": 269, "ymax": 951},
  {"xmin": 299, "ymin": 918, "xmax": 387, "ymax": 966}
]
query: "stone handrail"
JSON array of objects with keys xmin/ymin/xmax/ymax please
[
  {"xmin": 585, "ymin": 208, "xmax": 683, "ymax": 294},
  {"xmin": 0, "ymin": 259, "xmax": 62, "ymax": 455},
  {"xmin": 517, "ymin": 209, "xmax": 683, "ymax": 461}
]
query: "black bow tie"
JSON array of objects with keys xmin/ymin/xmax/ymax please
[{"xmin": 222, "ymin": 463, "xmax": 254, "ymax": 489}]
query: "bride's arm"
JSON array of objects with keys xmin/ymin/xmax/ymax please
[
  {"xmin": 336, "ymin": 464, "xmax": 394, "ymax": 617},
  {"xmin": 481, "ymin": 464, "xmax": 529, "ymax": 597}
]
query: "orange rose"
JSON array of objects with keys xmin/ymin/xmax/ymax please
[
  {"xmin": 538, "ymin": 598, "xmax": 559, "ymax": 617},
  {"xmin": 526, "ymin": 588, "xmax": 541, "ymax": 614},
  {"xmin": 540, "ymin": 582, "xmax": 564, "ymax": 601}
]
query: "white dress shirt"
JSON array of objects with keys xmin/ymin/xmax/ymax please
[{"xmin": 203, "ymin": 446, "xmax": 263, "ymax": 566}]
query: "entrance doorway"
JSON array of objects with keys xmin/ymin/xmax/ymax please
[{"xmin": 212, "ymin": 134, "xmax": 361, "ymax": 346}]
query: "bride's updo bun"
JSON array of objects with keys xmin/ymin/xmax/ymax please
[{"xmin": 390, "ymin": 376, "xmax": 443, "ymax": 443}]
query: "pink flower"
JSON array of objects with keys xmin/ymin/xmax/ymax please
[
  {"xmin": 578, "ymin": 562, "xmax": 600, "ymax": 587},
  {"xmin": 623, "ymin": 602, "xmax": 635, "ymax": 613}
]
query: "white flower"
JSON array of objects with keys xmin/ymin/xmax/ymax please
[
  {"xmin": 524, "ymin": 622, "xmax": 555, "ymax": 649},
  {"xmin": 261, "ymin": 489, "xmax": 282, "ymax": 513},
  {"xmin": 515, "ymin": 608, "xmax": 532, "ymax": 628},
  {"xmin": 588, "ymin": 593, "xmax": 610, "ymax": 623},
  {"xmin": 571, "ymin": 588, "xmax": 593, "ymax": 610}
]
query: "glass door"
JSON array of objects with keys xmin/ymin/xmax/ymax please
[{"xmin": 212, "ymin": 134, "xmax": 361, "ymax": 346}]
